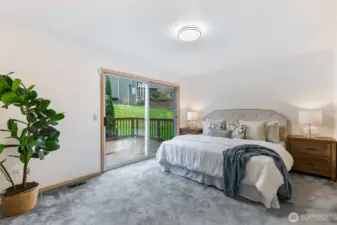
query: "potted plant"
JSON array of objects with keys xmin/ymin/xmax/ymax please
[{"xmin": 0, "ymin": 72, "xmax": 64, "ymax": 217}]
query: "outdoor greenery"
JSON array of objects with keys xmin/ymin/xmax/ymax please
[
  {"xmin": 114, "ymin": 105, "xmax": 173, "ymax": 119},
  {"xmin": 107, "ymin": 105, "xmax": 174, "ymax": 141},
  {"xmin": 0, "ymin": 72, "xmax": 64, "ymax": 190},
  {"xmin": 105, "ymin": 77, "xmax": 117, "ymax": 137},
  {"xmin": 104, "ymin": 78, "xmax": 174, "ymax": 140}
]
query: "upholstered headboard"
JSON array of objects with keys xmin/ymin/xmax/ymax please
[{"xmin": 204, "ymin": 109, "xmax": 290, "ymax": 141}]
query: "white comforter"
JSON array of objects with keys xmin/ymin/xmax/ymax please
[{"xmin": 156, "ymin": 135, "xmax": 293, "ymax": 208}]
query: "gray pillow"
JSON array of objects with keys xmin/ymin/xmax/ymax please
[{"xmin": 209, "ymin": 128, "xmax": 232, "ymax": 138}]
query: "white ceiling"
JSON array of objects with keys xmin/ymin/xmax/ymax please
[{"xmin": 0, "ymin": 0, "xmax": 336, "ymax": 77}]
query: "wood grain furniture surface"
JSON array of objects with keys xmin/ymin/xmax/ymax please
[
  {"xmin": 287, "ymin": 135, "xmax": 336, "ymax": 181},
  {"xmin": 180, "ymin": 127, "xmax": 203, "ymax": 135}
]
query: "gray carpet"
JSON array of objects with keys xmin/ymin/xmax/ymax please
[{"xmin": 1, "ymin": 159, "xmax": 337, "ymax": 225}]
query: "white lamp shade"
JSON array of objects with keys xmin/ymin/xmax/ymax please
[
  {"xmin": 187, "ymin": 112, "xmax": 199, "ymax": 121},
  {"xmin": 299, "ymin": 110, "xmax": 322, "ymax": 125}
]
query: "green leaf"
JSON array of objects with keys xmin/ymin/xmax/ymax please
[
  {"xmin": 44, "ymin": 140, "xmax": 60, "ymax": 151},
  {"xmin": 47, "ymin": 120, "xmax": 58, "ymax": 126},
  {"xmin": 40, "ymin": 100, "xmax": 51, "ymax": 111},
  {"xmin": 20, "ymin": 128, "xmax": 27, "ymax": 140},
  {"xmin": 7, "ymin": 119, "xmax": 14, "ymax": 130},
  {"xmin": 1, "ymin": 92, "xmax": 20, "ymax": 104},
  {"xmin": 50, "ymin": 113, "xmax": 65, "ymax": 122},
  {"xmin": 45, "ymin": 109, "xmax": 56, "ymax": 117},
  {"xmin": 10, "ymin": 123, "xmax": 18, "ymax": 137},
  {"xmin": 27, "ymin": 85, "xmax": 35, "ymax": 91},
  {"xmin": 0, "ymin": 144, "xmax": 4, "ymax": 153},
  {"xmin": 20, "ymin": 136, "xmax": 28, "ymax": 152},
  {"xmin": 28, "ymin": 90, "xmax": 37, "ymax": 100},
  {"xmin": 0, "ymin": 78, "xmax": 11, "ymax": 94},
  {"xmin": 19, "ymin": 152, "xmax": 31, "ymax": 164},
  {"xmin": 12, "ymin": 78, "xmax": 21, "ymax": 91},
  {"xmin": 19, "ymin": 94, "xmax": 28, "ymax": 102},
  {"xmin": 31, "ymin": 139, "xmax": 36, "ymax": 147},
  {"xmin": 40, "ymin": 126, "xmax": 57, "ymax": 136},
  {"xmin": 27, "ymin": 112, "xmax": 37, "ymax": 123},
  {"xmin": 20, "ymin": 106, "xmax": 26, "ymax": 115}
]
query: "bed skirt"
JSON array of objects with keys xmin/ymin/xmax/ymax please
[{"xmin": 162, "ymin": 163, "xmax": 280, "ymax": 208}]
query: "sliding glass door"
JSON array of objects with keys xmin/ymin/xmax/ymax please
[
  {"xmin": 104, "ymin": 75, "xmax": 148, "ymax": 169},
  {"xmin": 102, "ymin": 72, "xmax": 178, "ymax": 170}
]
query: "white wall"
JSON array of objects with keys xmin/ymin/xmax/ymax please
[
  {"xmin": 334, "ymin": 46, "xmax": 337, "ymax": 139},
  {"xmin": 180, "ymin": 49, "xmax": 335, "ymax": 136},
  {"xmin": 0, "ymin": 21, "xmax": 182, "ymax": 190}
]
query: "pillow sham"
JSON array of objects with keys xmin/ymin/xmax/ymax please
[
  {"xmin": 202, "ymin": 119, "xmax": 226, "ymax": 136},
  {"xmin": 209, "ymin": 128, "xmax": 232, "ymax": 138},
  {"xmin": 265, "ymin": 121, "xmax": 280, "ymax": 143},
  {"xmin": 239, "ymin": 120, "xmax": 267, "ymax": 141},
  {"xmin": 226, "ymin": 124, "xmax": 246, "ymax": 139}
]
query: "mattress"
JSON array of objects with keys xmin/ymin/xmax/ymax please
[
  {"xmin": 156, "ymin": 135, "xmax": 293, "ymax": 208},
  {"xmin": 163, "ymin": 163, "xmax": 280, "ymax": 208}
]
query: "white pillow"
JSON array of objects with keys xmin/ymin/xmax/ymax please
[
  {"xmin": 202, "ymin": 119, "xmax": 226, "ymax": 136},
  {"xmin": 239, "ymin": 120, "xmax": 267, "ymax": 141},
  {"xmin": 265, "ymin": 121, "xmax": 281, "ymax": 143}
]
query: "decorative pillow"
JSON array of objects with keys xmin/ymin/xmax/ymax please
[
  {"xmin": 266, "ymin": 121, "xmax": 280, "ymax": 143},
  {"xmin": 227, "ymin": 124, "xmax": 246, "ymax": 139},
  {"xmin": 209, "ymin": 128, "xmax": 232, "ymax": 138},
  {"xmin": 239, "ymin": 120, "xmax": 267, "ymax": 141},
  {"xmin": 202, "ymin": 119, "xmax": 226, "ymax": 136}
]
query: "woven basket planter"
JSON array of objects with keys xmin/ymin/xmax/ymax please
[{"xmin": 1, "ymin": 182, "xmax": 39, "ymax": 217}]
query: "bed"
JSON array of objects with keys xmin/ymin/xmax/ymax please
[{"xmin": 156, "ymin": 109, "xmax": 294, "ymax": 208}]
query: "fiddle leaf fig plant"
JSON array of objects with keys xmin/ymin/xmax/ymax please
[{"xmin": 0, "ymin": 72, "xmax": 64, "ymax": 190}]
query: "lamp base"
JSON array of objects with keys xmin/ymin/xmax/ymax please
[
  {"xmin": 188, "ymin": 121, "xmax": 196, "ymax": 129},
  {"xmin": 300, "ymin": 124, "xmax": 320, "ymax": 138}
]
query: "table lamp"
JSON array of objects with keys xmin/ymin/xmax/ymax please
[
  {"xmin": 187, "ymin": 112, "xmax": 199, "ymax": 128},
  {"xmin": 298, "ymin": 110, "xmax": 322, "ymax": 138}
]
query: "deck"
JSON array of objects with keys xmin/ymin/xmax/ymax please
[{"xmin": 105, "ymin": 137, "xmax": 162, "ymax": 169}]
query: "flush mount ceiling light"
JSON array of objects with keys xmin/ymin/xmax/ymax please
[{"xmin": 177, "ymin": 26, "xmax": 202, "ymax": 42}]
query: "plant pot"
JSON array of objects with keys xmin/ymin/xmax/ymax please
[{"xmin": 1, "ymin": 182, "xmax": 39, "ymax": 217}]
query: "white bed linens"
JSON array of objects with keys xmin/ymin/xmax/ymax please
[{"xmin": 156, "ymin": 134, "xmax": 293, "ymax": 208}]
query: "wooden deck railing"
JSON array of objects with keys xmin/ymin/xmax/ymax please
[{"xmin": 105, "ymin": 117, "xmax": 175, "ymax": 141}]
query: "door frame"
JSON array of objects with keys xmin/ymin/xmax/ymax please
[{"xmin": 99, "ymin": 68, "xmax": 180, "ymax": 172}]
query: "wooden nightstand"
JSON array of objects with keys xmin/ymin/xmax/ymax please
[
  {"xmin": 179, "ymin": 127, "xmax": 203, "ymax": 135},
  {"xmin": 287, "ymin": 135, "xmax": 336, "ymax": 181}
]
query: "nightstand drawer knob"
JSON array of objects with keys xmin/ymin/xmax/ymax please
[
  {"xmin": 306, "ymin": 147, "xmax": 317, "ymax": 151},
  {"xmin": 307, "ymin": 162, "xmax": 315, "ymax": 166}
]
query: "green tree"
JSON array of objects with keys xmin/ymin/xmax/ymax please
[{"xmin": 105, "ymin": 77, "xmax": 115, "ymax": 137}]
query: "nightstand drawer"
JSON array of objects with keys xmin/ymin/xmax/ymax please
[
  {"xmin": 291, "ymin": 141, "xmax": 330, "ymax": 158},
  {"xmin": 293, "ymin": 156, "xmax": 331, "ymax": 177}
]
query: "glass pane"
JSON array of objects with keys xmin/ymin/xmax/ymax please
[
  {"xmin": 105, "ymin": 75, "xmax": 147, "ymax": 169},
  {"xmin": 147, "ymin": 83, "xmax": 176, "ymax": 156}
]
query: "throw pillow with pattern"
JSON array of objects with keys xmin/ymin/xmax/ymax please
[
  {"xmin": 227, "ymin": 124, "xmax": 246, "ymax": 139},
  {"xmin": 202, "ymin": 119, "xmax": 226, "ymax": 136}
]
